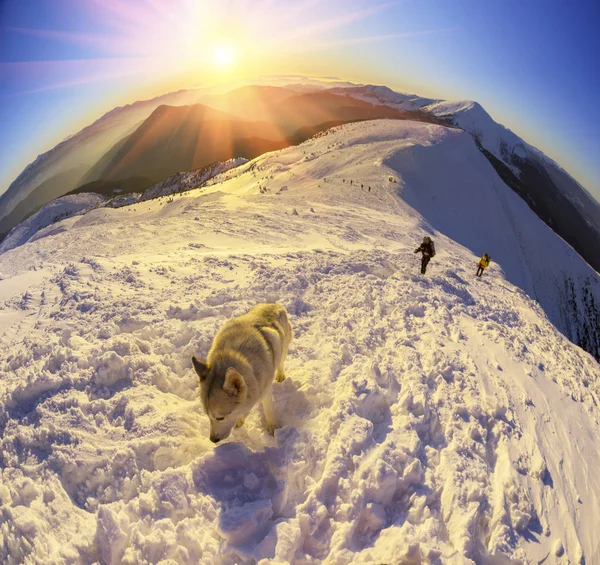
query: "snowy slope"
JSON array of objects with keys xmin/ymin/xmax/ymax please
[
  {"xmin": 0, "ymin": 193, "xmax": 106, "ymax": 254},
  {"xmin": 1, "ymin": 120, "xmax": 599, "ymax": 565},
  {"xmin": 330, "ymin": 87, "xmax": 600, "ymax": 276},
  {"xmin": 140, "ymin": 159, "xmax": 248, "ymax": 202},
  {"xmin": 0, "ymin": 161, "xmax": 249, "ymax": 256},
  {"xmin": 424, "ymin": 100, "xmax": 538, "ymax": 174}
]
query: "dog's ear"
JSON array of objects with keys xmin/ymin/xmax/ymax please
[
  {"xmin": 223, "ymin": 368, "xmax": 246, "ymax": 397},
  {"xmin": 192, "ymin": 357, "xmax": 210, "ymax": 381}
]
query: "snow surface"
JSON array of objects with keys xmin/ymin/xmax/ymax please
[
  {"xmin": 0, "ymin": 194, "xmax": 107, "ymax": 255},
  {"xmin": 1, "ymin": 120, "xmax": 599, "ymax": 565}
]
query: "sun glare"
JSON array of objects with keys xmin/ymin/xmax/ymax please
[
  {"xmin": 211, "ymin": 43, "xmax": 237, "ymax": 70},
  {"xmin": 15, "ymin": 0, "xmax": 417, "ymax": 91}
]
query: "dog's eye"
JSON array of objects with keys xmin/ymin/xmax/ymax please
[{"xmin": 215, "ymin": 416, "xmax": 225, "ymax": 421}]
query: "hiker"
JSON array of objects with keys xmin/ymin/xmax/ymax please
[
  {"xmin": 414, "ymin": 236, "xmax": 436, "ymax": 274},
  {"xmin": 476, "ymin": 253, "xmax": 491, "ymax": 277}
]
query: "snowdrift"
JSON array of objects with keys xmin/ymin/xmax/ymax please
[{"xmin": 1, "ymin": 120, "xmax": 599, "ymax": 565}]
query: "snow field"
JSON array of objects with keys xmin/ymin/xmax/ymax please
[{"xmin": 1, "ymin": 120, "xmax": 599, "ymax": 564}]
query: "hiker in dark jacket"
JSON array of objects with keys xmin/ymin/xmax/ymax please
[{"xmin": 414, "ymin": 236, "xmax": 436, "ymax": 274}]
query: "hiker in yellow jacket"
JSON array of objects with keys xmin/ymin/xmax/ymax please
[{"xmin": 476, "ymin": 253, "xmax": 491, "ymax": 277}]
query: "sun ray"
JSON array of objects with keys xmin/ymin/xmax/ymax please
[{"xmin": 4, "ymin": 0, "xmax": 414, "ymax": 100}]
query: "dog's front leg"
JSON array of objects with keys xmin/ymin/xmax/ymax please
[{"xmin": 261, "ymin": 386, "xmax": 277, "ymax": 435}]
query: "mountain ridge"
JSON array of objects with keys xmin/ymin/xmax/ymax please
[
  {"xmin": 1, "ymin": 81, "xmax": 598, "ymax": 279},
  {"xmin": 80, "ymin": 91, "xmax": 438, "ymax": 187}
]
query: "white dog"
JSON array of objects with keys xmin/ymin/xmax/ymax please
[{"xmin": 192, "ymin": 303, "xmax": 293, "ymax": 443}]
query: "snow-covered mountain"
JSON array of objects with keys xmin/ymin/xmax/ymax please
[
  {"xmin": 0, "ymin": 193, "xmax": 107, "ymax": 254},
  {"xmin": 330, "ymin": 84, "xmax": 438, "ymax": 110},
  {"xmin": 1, "ymin": 120, "xmax": 599, "ymax": 564},
  {"xmin": 327, "ymin": 88, "xmax": 600, "ymax": 276},
  {"xmin": 422, "ymin": 100, "xmax": 600, "ymax": 274}
]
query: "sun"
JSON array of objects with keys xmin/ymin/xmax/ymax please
[{"xmin": 211, "ymin": 43, "xmax": 237, "ymax": 70}]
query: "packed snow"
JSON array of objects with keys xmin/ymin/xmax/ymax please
[{"xmin": 1, "ymin": 120, "xmax": 599, "ymax": 565}]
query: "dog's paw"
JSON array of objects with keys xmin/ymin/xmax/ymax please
[
  {"xmin": 235, "ymin": 417, "xmax": 245, "ymax": 428},
  {"xmin": 275, "ymin": 372, "xmax": 286, "ymax": 383}
]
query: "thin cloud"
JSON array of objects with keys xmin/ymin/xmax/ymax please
[
  {"xmin": 4, "ymin": 26, "xmax": 110, "ymax": 45},
  {"xmin": 4, "ymin": 26, "xmax": 136, "ymax": 56},
  {"xmin": 1, "ymin": 58, "xmax": 153, "ymax": 95},
  {"xmin": 294, "ymin": 27, "xmax": 460, "ymax": 52},
  {"xmin": 283, "ymin": 1, "xmax": 399, "ymax": 41}
]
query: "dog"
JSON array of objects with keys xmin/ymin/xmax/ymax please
[{"xmin": 192, "ymin": 303, "xmax": 293, "ymax": 443}]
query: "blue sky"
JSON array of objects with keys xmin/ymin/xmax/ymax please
[{"xmin": 1, "ymin": 0, "xmax": 599, "ymax": 199}]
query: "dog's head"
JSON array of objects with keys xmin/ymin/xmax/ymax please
[{"xmin": 192, "ymin": 356, "xmax": 248, "ymax": 443}]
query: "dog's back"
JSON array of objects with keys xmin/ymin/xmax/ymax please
[{"xmin": 207, "ymin": 303, "xmax": 292, "ymax": 388}]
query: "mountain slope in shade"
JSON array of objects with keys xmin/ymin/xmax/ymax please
[
  {"xmin": 0, "ymin": 87, "xmax": 216, "ymax": 233},
  {"xmin": 78, "ymin": 122, "xmax": 143, "ymax": 186},
  {"xmin": 0, "ymin": 167, "xmax": 88, "ymax": 239},
  {"xmin": 95, "ymin": 104, "xmax": 289, "ymax": 183},
  {"xmin": 66, "ymin": 177, "xmax": 155, "ymax": 199},
  {"xmin": 0, "ymin": 120, "xmax": 598, "ymax": 564}
]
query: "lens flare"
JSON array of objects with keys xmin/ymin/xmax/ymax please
[{"xmin": 211, "ymin": 43, "xmax": 236, "ymax": 69}]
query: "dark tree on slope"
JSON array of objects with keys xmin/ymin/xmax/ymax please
[
  {"xmin": 582, "ymin": 281, "xmax": 600, "ymax": 361},
  {"xmin": 564, "ymin": 276, "xmax": 600, "ymax": 362}
]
